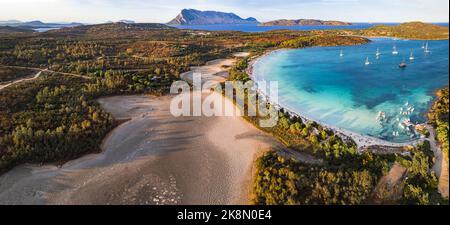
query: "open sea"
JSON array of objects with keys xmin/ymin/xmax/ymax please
[{"xmin": 252, "ymin": 38, "xmax": 449, "ymax": 142}]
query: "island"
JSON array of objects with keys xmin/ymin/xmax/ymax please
[{"xmin": 167, "ymin": 9, "xmax": 259, "ymax": 25}]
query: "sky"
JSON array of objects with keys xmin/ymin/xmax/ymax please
[{"xmin": 0, "ymin": 0, "xmax": 449, "ymax": 23}]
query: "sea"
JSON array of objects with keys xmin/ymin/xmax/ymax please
[{"xmin": 252, "ymin": 38, "xmax": 449, "ymax": 142}]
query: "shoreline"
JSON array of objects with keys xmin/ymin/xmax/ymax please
[{"xmin": 246, "ymin": 47, "xmax": 429, "ymax": 150}]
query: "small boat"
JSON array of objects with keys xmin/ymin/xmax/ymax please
[
  {"xmin": 376, "ymin": 111, "xmax": 386, "ymax": 120},
  {"xmin": 392, "ymin": 45, "xmax": 399, "ymax": 55},
  {"xmin": 403, "ymin": 119, "xmax": 414, "ymax": 127},
  {"xmin": 399, "ymin": 58, "xmax": 407, "ymax": 68},
  {"xmin": 340, "ymin": 50, "xmax": 344, "ymax": 57},
  {"xmin": 409, "ymin": 51, "xmax": 415, "ymax": 60},
  {"xmin": 365, "ymin": 57, "xmax": 370, "ymax": 65},
  {"xmin": 421, "ymin": 43, "xmax": 425, "ymax": 49}
]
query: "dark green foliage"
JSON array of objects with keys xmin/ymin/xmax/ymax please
[
  {"xmin": 254, "ymin": 152, "xmax": 378, "ymax": 205},
  {"xmin": 397, "ymin": 142, "xmax": 447, "ymax": 205},
  {"xmin": 0, "ymin": 74, "xmax": 116, "ymax": 173},
  {"xmin": 428, "ymin": 87, "xmax": 449, "ymax": 163},
  {"xmin": 0, "ymin": 67, "xmax": 35, "ymax": 83}
]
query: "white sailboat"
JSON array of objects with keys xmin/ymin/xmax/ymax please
[
  {"xmin": 422, "ymin": 42, "xmax": 426, "ymax": 49},
  {"xmin": 409, "ymin": 50, "xmax": 415, "ymax": 60},
  {"xmin": 340, "ymin": 50, "xmax": 344, "ymax": 57},
  {"xmin": 424, "ymin": 42, "xmax": 431, "ymax": 53},
  {"xmin": 376, "ymin": 48, "xmax": 381, "ymax": 57},
  {"xmin": 392, "ymin": 45, "xmax": 399, "ymax": 55},
  {"xmin": 365, "ymin": 57, "xmax": 370, "ymax": 65}
]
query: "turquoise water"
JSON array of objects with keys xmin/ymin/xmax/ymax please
[{"xmin": 253, "ymin": 38, "xmax": 449, "ymax": 142}]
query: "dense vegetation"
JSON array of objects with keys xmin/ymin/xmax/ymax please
[
  {"xmin": 0, "ymin": 74, "xmax": 115, "ymax": 172},
  {"xmin": 0, "ymin": 67, "xmax": 36, "ymax": 83},
  {"xmin": 254, "ymin": 151, "xmax": 390, "ymax": 205},
  {"xmin": 397, "ymin": 141, "xmax": 447, "ymax": 205},
  {"xmin": 279, "ymin": 35, "xmax": 369, "ymax": 48},
  {"xmin": 254, "ymin": 142, "xmax": 447, "ymax": 205},
  {"xmin": 352, "ymin": 22, "xmax": 449, "ymax": 40},
  {"xmin": 428, "ymin": 87, "xmax": 449, "ymax": 163}
]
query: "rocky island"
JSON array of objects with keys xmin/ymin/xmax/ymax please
[{"xmin": 167, "ymin": 9, "xmax": 259, "ymax": 25}]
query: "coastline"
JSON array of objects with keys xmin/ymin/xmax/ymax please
[{"xmin": 246, "ymin": 47, "xmax": 428, "ymax": 150}]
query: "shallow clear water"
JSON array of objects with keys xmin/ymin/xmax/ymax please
[{"xmin": 253, "ymin": 38, "xmax": 449, "ymax": 142}]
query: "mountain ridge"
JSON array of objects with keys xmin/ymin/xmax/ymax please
[{"xmin": 0, "ymin": 20, "xmax": 83, "ymax": 28}]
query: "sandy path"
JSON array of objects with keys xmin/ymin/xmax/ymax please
[
  {"xmin": 180, "ymin": 59, "xmax": 236, "ymax": 85},
  {"xmin": 372, "ymin": 163, "xmax": 407, "ymax": 204},
  {"xmin": 0, "ymin": 70, "xmax": 43, "ymax": 91}
]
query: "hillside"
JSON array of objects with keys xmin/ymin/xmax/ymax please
[
  {"xmin": 44, "ymin": 22, "xmax": 179, "ymax": 39},
  {"xmin": 261, "ymin": 19, "xmax": 351, "ymax": 26},
  {"xmin": 360, "ymin": 22, "xmax": 449, "ymax": 40},
  {"xmin": 0, "ymin": 26, "xmax": 34, "ymax": 34},
  {"xmin": 167, "ymin": 9, "xmax": 259, "ymax": 25},
  {"xmin": 0, "ymin": 20, "xmax": 83, "ymax": 28}
]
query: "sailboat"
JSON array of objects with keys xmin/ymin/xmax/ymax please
[
  {"xmin": 365, "ymin": 57, "xmax": 370, "ymax": 65},
  {"xmin": 422, "ymin": 42, "xmax": 426, "ymax": 49},
  {"xmin": 340, "ymin": 50, "xmax": 344, "ymax": 57},
  {"xmin": 392, "ymin": 45, "xmax": 399, "ymax": 55},
  {"xmin": 424, "ymin": 42, "xmax": 431, "ymax": 53},
  {"xmin": 376, "ymin": 48, "xmax": 381, "ymax": 57},
  {"xmin": 409, "ymin": 50, "xmax": 415, "ymax": 60}
]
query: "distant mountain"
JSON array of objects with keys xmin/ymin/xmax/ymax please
[
  {"xmin": 0, "ymin": 20, "xmax": 83, "ymax": 28},
  {"xmin": 167, "ymin": 9, "xmax": 259, "ymax": 25},
  {"xmin": 0, "ymin": 20, "xmax": 23, "ymax": 25},
  {"xmin": 260, "ymin": 19, "xmax": 351, "ymax": 26},
  {"xmin": 117, "ymin": 20, "xmax": 135, "ymax": 24},
  {"xmin": 0, "ymin": 26, "xmax": 34, "ymax": 34}
]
